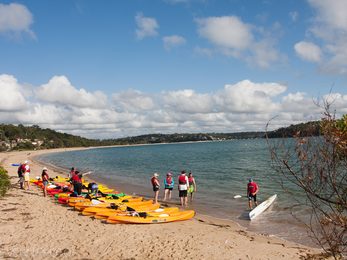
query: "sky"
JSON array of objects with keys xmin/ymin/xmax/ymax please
[{"xmin": 0, "ymin": 0, "xmax": 347, "ymax": 139}]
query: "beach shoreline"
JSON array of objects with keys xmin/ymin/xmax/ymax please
[{"xmin": 0, "ymin": 148, "xmax": 322, "ymax": 259}]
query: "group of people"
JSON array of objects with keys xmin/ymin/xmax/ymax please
[
  {"xmin": 17, "ymin": 160, "xmax": 259, "ymax": 210},
  {"xmin": 151, "ymin": 171, "xmax": 259, "ymax": 209},
  {"xmin": 17, "ymin": 160, "xmax": 50, "ymax": 197},
  {"xmin": 151, "ymin": 170, "xmax": 197, "ymax": 207},
  {"xmin": 68, "ymin": 167, "xmax": 94, "ymax": 196},
  {"xmin": 17, "ymin": 160, "xmax": 31, "ymax": 191}
]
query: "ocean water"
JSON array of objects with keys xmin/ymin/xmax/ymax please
[{"xmin": 37, "ymin": 139, "xmax": 315, "ymax": 247}]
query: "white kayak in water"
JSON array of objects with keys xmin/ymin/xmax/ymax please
[{"xmin": 248, "ymin": 194, "xmax": 277, "ymax": 220}]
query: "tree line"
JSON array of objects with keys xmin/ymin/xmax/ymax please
[{"xmin": 0, "ymin": 121, "xmax": 320, "ymax": 151}]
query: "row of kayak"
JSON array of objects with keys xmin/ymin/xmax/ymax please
[{"xmin": 31, "ymin": 176, "xmax": 195, "ymax": 224}]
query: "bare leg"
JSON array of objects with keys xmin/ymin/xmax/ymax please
[
  {"xmin": 154, "ymin": 190, "xmax": 159, "ymax": 204},
  {"xmin": 180, "ymin": 197, "xmax": 184, "ymax": 206},
  {"xmin": 163, "ymin": 189, "xmax": 168, "ymax": 201}
]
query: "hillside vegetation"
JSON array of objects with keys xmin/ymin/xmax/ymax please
[{"xmin": 0, "ymin": 121, "xmax": 320, "ymax": 152}]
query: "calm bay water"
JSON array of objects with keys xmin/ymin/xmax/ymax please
[{"xmin": 37, "ymin": 139, "xmax": 314, "ymax": 247}]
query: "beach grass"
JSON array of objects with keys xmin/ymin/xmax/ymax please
[{"xmin": 0, "ymin": 166, "xmax": 11, "ymax": 197}]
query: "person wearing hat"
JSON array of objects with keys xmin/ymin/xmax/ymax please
[
  {"xmin": 41, "ymin": 167, "xmax": 49, "ymax": 197},
  {"xmin": 163, "ymin": 172, "xmax": 174, "ymax": 201},
  {"xmin": 151, "ymin": 173, "xmax": 160, "ymax": 204},
  {"xmin": 22, "ymin": 160, "xmax": 31, "ymax": 190},
  {"xmin": 178, "ymin": 170, "xmax": 189, "ymax": 207},
  {"xmin": 247, "ymin": 178, "xmax": 259, "ymax": 209}
]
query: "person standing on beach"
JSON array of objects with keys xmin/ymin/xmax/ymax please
[
  {"xmin": 17, "ymin": 163, "xmax": 24, "ymax": 189},
  {"xmin": 247, "ymin": 178, "xmax": 259, "ymax": 209},
  {"xmin": 68, "ymin": 167, "xmax": 75, "ymax": 178},
  {"xmin": 151, "ymin": 173, "xmax": 160, "ymax": 204},
  {"xmin": 178, "ymin": 170, "xmax": 189, "ymax": 207},
  {"xmin": 187, "ymin": 171, "xmax": 197, "ymax": 202},
  {"xmin": 163, "ymin": 172, "xmax": 174, "ymax": 201},
  {"xmin": 41, "ymin": 167, "xmax": 49, "ymax": 197},
  {"xmin": 22, "ymin": 160, "xmax": 31, "ymax": 190}
]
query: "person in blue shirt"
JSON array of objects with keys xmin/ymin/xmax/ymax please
[{"xmin": 163, "ymin": 172, "xmax": 174, "ymax": 201}]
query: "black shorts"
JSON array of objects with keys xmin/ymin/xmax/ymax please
[
  {"xmin": 179, "ymin": 190, "xmax": 187, "ymax": 197},
  {"xmin": 248, "ymin": 194, "xmax": 257, "ymax": 201},
  {"xmin": 74, "ymin": 183, "xmax": 83, "ymax": 195},
  {"xmin": 153, "ymin": 186, "xmax": 159, "ymax": 192},
  {"xmin": 165, "ymin": 187, "xmax": 173, "ymax": 191}
]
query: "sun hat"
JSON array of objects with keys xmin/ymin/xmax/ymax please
[
  {"xmin": 153, "ymin": 173, "xmax": 159, "ymax": 177},
  {"xmin": 42, "ymin": 167, "xmax": 48, "ymax": 171},
  {"xmin": 24, "ymin": 160, "xmax": 29, "ymax": 164},
  {"xmin": 167, "ymin": 172, "xmax": 172, "ymax": 176}
]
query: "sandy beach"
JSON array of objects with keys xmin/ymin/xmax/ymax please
[{"xmin": 0, "ymin": 148, "xmax": 323, "ymax": 259}]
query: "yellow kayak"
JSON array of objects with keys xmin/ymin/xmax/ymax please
[
  {"xmin": 106, "ymin": 210, "xmax": 195, "ymax": 224},
  {"xmin": 93, "ymin": 206, "xmax": 179, "ymax": 219},
  {"xmin": 67, "ymin": 195, "xmax": 132, "ymax": 207},
  {"xmin": 74, "ymin": 199, "xmax": 154, "ymax": 211},
  {"xmin": 83, "ymin": 203, "xmax": 162, "ymax": 217}
]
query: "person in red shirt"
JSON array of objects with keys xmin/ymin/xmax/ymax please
[
  {"xmin": 178, "ymin": 170, "xmax": 189, "ymax": 207},
  {"xmin": 247, "ymin": 178, "xmax": 259, "ymax": 209},
  {"xmin": 71, "ymin": 171, "xmax": 83, "ymax": 195}
]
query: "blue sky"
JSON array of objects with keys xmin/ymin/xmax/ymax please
[{"xmin": 0, "ymin": 0, "xmax": 347, "ymax": 138}]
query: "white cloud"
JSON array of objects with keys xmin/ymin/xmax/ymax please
[
  {"xmin": 35, "ymin": 76, "xmax": 108, "ymax": 109},
  {"xmin": 112, "ymin": 89, "xmax": 155, "ymax": 112},
  {"xmin": 215, "ymin": 80, "xmax": 286, "ymax": 113},
  {"xmin": 0, "ymin": 74, "xmax": 342, "ymax": 138},
  {"xmin": 297, "ymin": 0, "xmax": 347, "ymax": 75},
  {"xmin": 135, "ymin": 13, "xmax": 159, "ymax": 39},
  {"xmin": 0, "ymin": 3, "xmax": 35, "ymax": 38},
  {"xmin": 196, "ymin": 16, "xmax": 283, "ymax": 68},
  {"xmin": 163, "ymin": 35, "xmax": 186, "ymax": 50},
  {"xmin": 309, "ymin": 0, "xmax": 347, "ymax": 32},
  {"xmin": 162, "ymin": 89, "xmax": 213, "ymax": 113},
  {"xmin": 197, "ymin": 16, "xmax": 253, "ymax": 50},
  {"xmin": 249, "ymin": 39, "xmax": 280, "ymax": 68},
  {"xmin": 0, "ymin": 74, "xmax": 27, "ymax": 111},
  {"xmin": 294, "ymin": 41, "xmax": 322, "ymax": 62}
]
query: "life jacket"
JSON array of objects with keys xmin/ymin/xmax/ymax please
[
  {"xmin": 72, "ymin": 174, "xmax": 82, "ymax": 184},
  {"xmin": 42, "ymin": 172, "xmax": 49, "ymax": 181},
  {"xmin": 178, "ymin": 175, "xmax": 187, "ymax": 184},
  {"xmin": 22, "ymin": 164, "xmax": 30, "ymax": 173},
  {"xmin": 166, "ymin": 176, "xmax": 172, "ymax": 185},
  {"xmin": 188, "ymin": 176, "xmax": 194, "ymax": 185},
  {"xmin": 151, "ymin": 177, "xmax": 159, "ymax": 187},
  {"xmin": 178, "ymin": 175, "xmax": 188, "ymax": 191}
]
